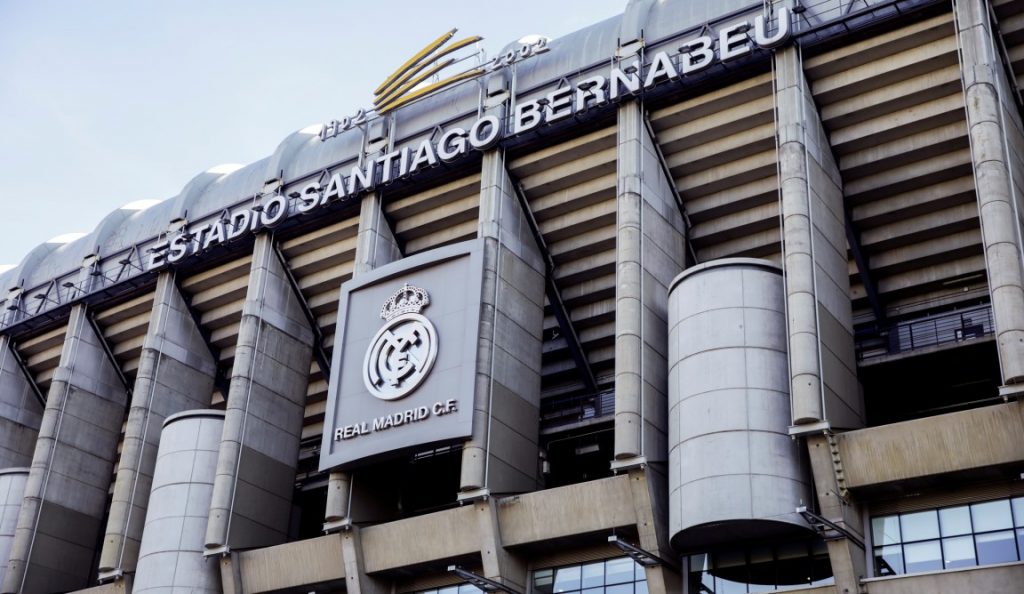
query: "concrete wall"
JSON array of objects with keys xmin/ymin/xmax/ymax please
[
  {"xmin": 205, "ymin": 232, "xmax": 314, "ymax": 553},
  {"xmin": 134, "ymin": 410, "xmax": 223, "ymax": 593},
  {"xmin": 0, "ymin": 337, "xmax": 42, "ymax": 470},
  {"xmin": 99, "ymin": 271, "xmax": 217, "ymax": 578},
  {"xmin": 2, "ymin": 305, "xmax": 128, "ymax": 593},
  {"xmin": 0, "ymin": 470, "xmax": 27, "ymax": 590}
]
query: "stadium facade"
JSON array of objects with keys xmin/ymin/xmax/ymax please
[{"xmin": 1, "ymin": 0, "xmax": 1024, "ymax": 592}]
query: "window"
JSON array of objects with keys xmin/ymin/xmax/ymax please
[
  {"xmin": 413, "ymin": 585, "xmax": 483, "ymax": 594},
  {"xmin": 685, "ymin": 540, "xmax": 833, "ymax": 593},
  {"xmin": 871, "ymin": 496, "xmax": 1024, "ymax": 576},
  {"xmin": 533, "ymin": 557, "xmax": 647, "ymax": 594}
]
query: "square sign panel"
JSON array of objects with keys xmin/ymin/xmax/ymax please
[{"xmin": 319, "ymin": 239, "xmax": 484, "ymax": 470}]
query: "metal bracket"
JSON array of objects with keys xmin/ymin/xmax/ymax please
[
  {"xmin": 173, "ymin": 276, "xmax": 232, "ymax": 398},
  {"xmin": 448, "ymin": 565, "xmax": 523, "ymax": 594},
  {"xmin": 86, "ymin": 308, "xmax": 133, "ymax": 397},
  {"xmin": 796, "ymin": 506, "xmax": 865, "ymax": 550},
  {"xmin": 271, "ymin": 240, "xmax": 331, "ymax": 378},
  {"xmin": 511, "ymin": 181, "xmax": 599, "ymax": 396},
  {"xmin": 7, "ymin": 340, "xmax": 46, "ymax": 409}
]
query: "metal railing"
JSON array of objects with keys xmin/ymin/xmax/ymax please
[
  {"xmin": 857, "ymin": 303, "xmax": 994, "ymax": 360},
  {"xmin": 540, "ymin": 390, "xmax": 615, "ymax": 432}
]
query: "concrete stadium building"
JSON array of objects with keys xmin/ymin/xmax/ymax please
[{"xmin": 1, "ymin": 0, "xmax": 1024, "ymax": 592}]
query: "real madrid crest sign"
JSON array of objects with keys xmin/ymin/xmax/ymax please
[
  {"xmin": 364, "ymin": 283, "xmax": 438, "ymax": 401},
  {"xmin": 320, "ymin": 240, "xmax": 484, "ymax": 470}
]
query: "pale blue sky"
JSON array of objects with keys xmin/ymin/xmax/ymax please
[{"xmin": 0, "ymin": 0, "xmax": 625, "ymax": 267}]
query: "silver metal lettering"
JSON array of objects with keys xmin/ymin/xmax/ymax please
[
  {"xmin": 259, "ymin": 195, "xmax": 289, "ymax": 227},
  {"xmin": 437, "ymin": 128, "xmax": 468, "ymax": 162},
  {"xmin": 513, "ymin": 100, "xmax": 544, "ymax": 135},
  {"xmin": 202, "ymin": 220, "xmax": 226, "ymax": 250},
  {"xmin": 644, "ymin": 51, "xmax": 679, "ymax": 87},
  {"xmin": 755, "ymin": 6, "xmax": 791, "ymax": 48},
  {"xmin": 227, "ymin": 210, "xmax": 250, "ymax": 240},
  {"xmin": 575, "ymin": 75, "xmax": 607, "ymax": 112},
  {"xmin": 679, "ymin": 36, "xmax": 714, "ymax": 75},
  {"xmin": 295, "ymin": 182, "xmax": 320, "ymax": 213},
  {"xmin": 167, "ymin": 234, "xmax": 190, "ymax": 263},
  {"xmin": 409, "ymin": 138, "xmax": 439, "ymax": 172},
  {"xmin": 347, "ymin": 160, "xmax": 375, "ymax": 195},
  {"xmin": 609, "ymin": 62, "xmax": 641, "ymax": 100},
  {"xmin": 377, "ymin": 149, "xmax": 402, "ymax": 183},
  {"xmin": 323, "ymin": 173, "xmax": 347, "ymax": 204},
  {"xmin": 719, "ymin": 23, "xmax": 752, "ymax": 62},
  {"xmin": 546, "ymin": 86, "xmax": 574, "ymax": 122}
]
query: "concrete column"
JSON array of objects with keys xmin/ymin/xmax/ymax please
[
  {"xmin": 325, "ymin": 192, "xmax": 400, "ymax": 531},
  {"xmin": 0, "ymin": 469, "xmax": 28, "ymax": 589},
  {"xmin": 957, "ymin": 0, "xmax": 1024, "ymax": 388},
  {"xmin": 459, "ymin": 149, "xmax": 546, "ymax": 498},
  {"xmin": 475, "ymin": 498, "xmax": 527, "ymax": 593},
  {"xmin": 626, "ymin": 467, "xmax": 680, "ymax": 594},
  {"xmin": 98, "ymin": 271, "xmax": 217, "ymax": 579},
  {"xmin": 806, "ymin": 434, "xmax": 865, "ymax": 594},
  {"xmin": 775, "ymin": 46, "xmax": 863, "ymax": 429},
  {"xmin": 0, "ymin": 336, "xmax": 42, "ymax": 470},
  {"xmin": 205, "ymin": 232, "xmax": 314, "ymax": 554},
  {"xmin": 340, "ymin": 527, "xmax": 388, "ymax": 594},
  {"xmin": 775, "ymin": 44, "xmax": 867, "ymax": 594},
  {"xmin": 2, "ymin": 305, "xmax": 128, "ymax": 594},
  {"xmin": 613, "ymin": 101, "xmax": 685, "ymax": 463}
]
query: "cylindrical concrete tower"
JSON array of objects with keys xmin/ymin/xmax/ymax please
[
  {"xmin": 0, "ymin": 468, "xmax": 28, "ymax": 588},
  {"xmin": 668, "ymin": 258, "xmax": 812, "ymax": 551},
  {"xmin": 134, "ymin": 410, "xmax": 224, "ymax": 593}
]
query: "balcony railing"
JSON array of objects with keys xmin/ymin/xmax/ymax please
[
  {"xmin": 540, "ymin": 390, "xmax": 614, "ymax": 433},
  {"xmin": 857, "ymin": 303, "xmax": 994, "ymax": 361}
]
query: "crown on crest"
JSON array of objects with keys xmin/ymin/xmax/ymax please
[{"xmin": 380, "ymin": 283, "xmax": 430, "ymax": 321}]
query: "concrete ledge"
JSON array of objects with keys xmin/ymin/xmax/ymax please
[
  {"xmin": 234, "ymin": 533, "xmax": 345, "ymax": 592},
  {"xmin": 837, "ymin": 401, "xmax": 1024, "ymax": 488},
  {"xmin": 362, "ymin": 504, "xmax": 480, "ymax": 572},
  {"xmin": 862, "ymin": 561, "xmax": 1024, "ymax": 594},
  {"xmin": 499, "ymin": 474, "xmax": 636, "ymax": 546},
  {"xmin": 69, "ymin": 576, "xmax": 132, "ymax": 594}
]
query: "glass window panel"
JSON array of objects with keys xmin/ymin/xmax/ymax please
[
  {"xmin": 605, "ymin": 558, "xmax": 634, "ymax": 585},
  {"xmin": 580, "ymin": 562, "xmax": 604, "ymax": 589},
  {"xmin": 553, "ymin": 565, "xmax": 581, "ymax": 593},
  {"xmin": 939, "ymin": 506, "xmax": 972, "ymax": 537},
  {"xmin": 580, "ymin": 588, "xmax": 602, "ymax": 594},
  {"xmin": 900, "ymin": 510, "xmax": 939, "ymax": 542},
  {"xmin": 458, "ymin": 587, "xmax": 482, "ymax": 594},
  {"xmin": 715, "ymin": 576, "xmax": 748, "ymax": 594},
  {"xmin": 971, "ymin": 500, "xmax": 1014, "ymax": 532},
  {"xmin": 688, "ymin": 554, "xmax": 713, "ymax": 594},
  {"xmin": 439, "ymin": 586, "xmax": 458, "ymax": 594},
  {"xmin": 534, "ymin": 569, "xmax": 554, "ymax": 594},
  {"xmin": 605, "ymin": 584, "xmax": 632, "ymax": 594},
  {"xmin": 634, "ymin": 580, "xmax": 648, "ymax": 594},
  {"xmin": 634, "ymin": 560, "xmax": 646, "ymax": 582},
  {"xmin": 976, "ymin": 530, "xmax": 1019, "ymax": 565},
  {"xmin": 1012, "ymin": 497, "xmax": 1024, "ymax": 528},
  {"xmin": 904, "ymin": 541, "xmax": 942, "ymax": 574},
  {"xmin": 715, "ymin": 551, "xmax": 747, "ymax": 593},
  {"xmin": 1017, "ymin": 529, "xmax": 1024, "ymax": 561},
  {"xmin": 942, "ymin": 536, "xmax": 977, "ymax": 569},
  {"xmin": 872, "ymin": 516, "xmax": 901, "ymax": 546},
  {"xmin": 875, "ymin": 545, "xmax": 904, "ymax": 576}
]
